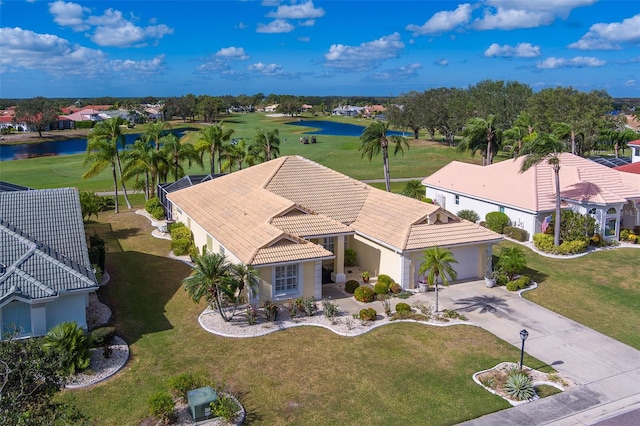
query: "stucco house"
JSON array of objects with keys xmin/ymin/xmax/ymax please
[
  {"xmin": 0, "ymin": 187, "xmax": 98, "ymax": 339},
  {"xmin": 423, "ymin": 153, "xmax": 640, "ymax": 242},
  {"xmin": 168, "ymin": 156, "xmax": 501, "ymax": 305}
]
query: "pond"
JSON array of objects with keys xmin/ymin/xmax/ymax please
[
  {"xmin": 286, "ymin": 120, "xmax": 406, "ymax": 137},
  {"xmin": 0, "ymin": 130, "xmax": 188, "ymax": 161}
]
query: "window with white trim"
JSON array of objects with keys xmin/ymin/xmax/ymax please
[
  {"xmin": 2, "ymin": 301, "xmax": 31, "ymax": 337},
  {"xmin": 322, "ymin": 237, "xmax": 334, "ymax": 253},
  {"xmin": 275, "ymin": 264, "xmax": 298, "ymax": 294},
  {"xmin": 219, "ymin": 245, "xmax": 225, "ymax": 256},
  {"xmin": 454, "ymin": 194, "xmax": 460, "ymax": 205}
]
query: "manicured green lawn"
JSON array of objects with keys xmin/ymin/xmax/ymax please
[
  {"xmin": 497, "ymin": 241, "xmax": 640, "ymax": 350},
  {"xmin": 1, "ymin": 113, "xmax": 479, "ymax": 191},
  {"xmin": 61, "ymin": 209, "xmax": 548, "ymax": 425}
]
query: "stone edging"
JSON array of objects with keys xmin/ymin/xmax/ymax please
[{"xmin": 65, "ymin": 335, "xmax": 130, "ymax": 389}]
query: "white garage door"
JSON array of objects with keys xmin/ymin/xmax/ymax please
[{"xmin": 449, "ymin": 246, "xmax": 479, "ymax": 281}]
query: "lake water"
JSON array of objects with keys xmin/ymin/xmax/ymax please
[
  {"xmin": 0, "ymin": 130, "xmax": 187, "ymax": 162},
  {"xmin": 286, "ymin": 120, "xmax": 406, "ymax": 137}
]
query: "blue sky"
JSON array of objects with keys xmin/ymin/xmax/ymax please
[{"xmin": 1, "ymin": 0, "xmax": 639, "ymax": 99}]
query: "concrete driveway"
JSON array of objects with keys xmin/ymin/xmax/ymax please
[{"xmin": 428, "ymin": 281, "xmax": 640, "ymax": 425}]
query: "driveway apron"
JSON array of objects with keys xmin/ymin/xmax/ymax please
[{"xmin": 437, "ymin": 281, "xmax": 640, "ymax": 425}]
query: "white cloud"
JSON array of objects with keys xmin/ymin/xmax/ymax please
[
  {"xmin": 87, "ymin": 9, "xmax": 173, "ymax": 47},
  {"xmin": 266, "ymin": 1, "xmax": 325, "ymax": 19},
  {"xmin": 475, "ymin": 0, "xmax": 597, "ymax": 30},
  {"xmin": 0, "ymin": 27, "xmax": 164, "ymax": 77},
  {"xmin": 256, "ymin": 19, "xmax": 295, "ymax": 34},
  {"xmin": 247, "ymin": 62, "xmax": 295, "ymax": 79},
  {"xmin": 215, "ymin": 47, "xmax": 249, "ymax": 60},
  {"xmin": 369, "ymin": 63, "xmax": 422, "ymax": 81},
  {"xmin": 236, "ymin": 22, "xmax": 248, "ymax": 30},
  {"xmin": 435, "ymin": 59, "xmax": 449, "ymax": 66},
  {"xmin": 298, "ymin": 36, "xmax": 310, "ymax": 42},
  {"xmin": 536, "ymin": 56, "xmax": 605, "ymax": 69},
  {"xmin": 569, "ymin": 14, "xmax": 640, "ymax": 50},
  {"xmin": 48, "ymin": 1, "xmax": 90, "ymax": 31},
  {"xmin": 407, "ymin": 3, "xmax": 472, "ymax": 36},
  {"xmin": 47, "ymin": 3, "xmax": 173, "ymax": 48},
  {"xmin": 324, "ymin": 33, "xmax": 405, "ymax": 71},
  {"xmin": 625, "ymin": 79, "xmax": 637, "ymax": 87},
  {"xmin": 298, "ymin": 19, "xmax": 316, "ymax": 27},
  {"xmin": 484, "ymin": 42, "xmax": 540, "ymax": 58}
]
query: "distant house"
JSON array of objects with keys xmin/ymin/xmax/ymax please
[
  {"xmin": 332, "ymin": 105, "xmax": 364, "ymax": 117},
  {"xmin": 423, "ymin": 153, "xmax": 640, "ymax": 242},
  {"xmin": 168, "ymin": 156, "xmax": 501, "ymax": 304},
  {"xmin": 264, "ymin": 104, "xmax": 279, "ymax": 113},
  {"xmin": 62, "ymin": 108, "xmax": 108, "ymax": 123},
  {"xmin": 0, "ymin": 187, "xmax": 98, "ymax": 339}
]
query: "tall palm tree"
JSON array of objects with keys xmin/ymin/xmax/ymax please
[
  {"xmin": 183, "ymin": 252, "xmax": 244, "ymax": 322},
  {"xmin": 458, "ymin": 115, "xmax": 502, "ymax": 166},
  {"xmin": 358, "ymin": 120, "xmax": 409, "ymax": 192},
  {"xmin": 229, "ymin": 263, "xmax": 260, "ymax": 304},
  {"xmin": 553, "ymin": 122, "xmax": 583, "ymax": 156},
  {"xmin": 83, "ymin": 136, "xmax": 121, "ymax": 212},
  {"xmin": 232, "ymin": 139, "xmax": 257, "ymax": 171},
  {"xmin": 145, "ymin": 120, "xmax": 168, "ymax": 151},
  {"xmin": 195, "ymin": 123, "xmax": 234, "ymax": 174},
  {"xmin": 516, "ymin": 132, "xmax": 566, "ymax": 246},
  {"xmin": 161, "ymin": 133, "xmax": 202, "ymax": 181},
  {"xmin": 252, "ymin": 128, "xmax": 281, "ymax": 162},
  {"xmin": 122, "ymin": 135, "xmax": 168, "ymax": 199},
  {"xmin": 418, "ymin": 247, "xmax": 458, "ymax": 312},
  {"xmin": 87, "ymin": 117, "xmax": 132, "ymax": 209}
]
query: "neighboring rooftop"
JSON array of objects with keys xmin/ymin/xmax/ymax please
[{"xmin": 0, "ymin": 181, "xmax": 32, "ymax": 192}]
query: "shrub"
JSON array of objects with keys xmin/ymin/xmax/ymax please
[
  {"xmin": 263, "ymin": 300, "xmax": 278, "ymax": 321},
  {"xmin": 504, "ymin": 226, "xmax": 529, "ymax": 242},
  {"xmin": 373, "ymin": 281, "xmax": 389, "ymax": 295},
  {"xmin": 145, "ymin": 196, "xmax": 162, "ymax": 214},
  {"xmin": 170, "ymin": 227, "xmax": 192, "ymax": 241},
  {"xmin": 506, "ymin": 281, "xmax": 519, "ymax": 291},
  {"xmin": 533, "ymin": 233, "xmax": 555, "ymax": 252},
  {"xmin": 171, "ymin": 239, "xmax": 191, "ymax": 256},
  {"xmin": 441, "ymin": 309, "xmax": 467, "ymax": 320},
  {"xmin": 151, "ymin": 206, "xmax": 165, "ymax": 220},
  {"xmin": 90, "ymin": 326, "xmax": 116, "ymax": 347},
  {"xmin": 358, "ymin": 308, "xmax": 377, "ymax": 321},
  {"xmin": 514, "ymin": 275, "xmax": 530, "ymax": 289},
  {"xmin": 354, "ymin": 286, "xmax": 375, "ymax": 303},
  {"xmin": 211, "ymin": 394, "xmax": 240, "ymax": 422},
  {"xmin": 496, "ymin": 246, "xmax": 526, "ymax": 280},
  {"xmin": 344, "ymin": 280, "xmax": 360, "ymax": 294},
  {"xmin": 504, "ymin": 371, "xmax": 534, "ymax": 401},
  {"xmin": 344, "ymin": 249, "xmax": 357, "ymax": 267},
  {"xmin": 42, "ymin": 322, "xmax": 91, "ymax": 376},
  {"xmin": 295, "ymin": 297, "xmax": 316, "ymax": 316},
  {"xmin": 457, "ymin": 209, "xmax": 480, "ymax": 223},
  {"xmin": 168, "ymin": 221, "xmax": 185, "ymax": 233},
  {"xmin": 423, "ymin": 197, "xmax": 433, "ymax": 204},
  {"xmin": 148, "ymin": 391, "xmax": 175, "ymax": 423},
  {"xmin": 620, "ymin": 229, "xmax": 630, "ymax": 241},
  {"xmin": 390, "ymin": 282, "xmax": 402, "ymax": 294},
  {"xmin": 322, "ymin": 299, "xmax": 340, "ymax": 319},
  {"xmin": 486, "ymin": 211, "xmax": 510, "ymax": 234},
  {"xmin": 557, "ymin": 239, "xmax": 588, "ymax": 254},
  {"xmin": 395, "ymin": 302, "xmax": 411, "ymax": 313},
  {"xmin": 168, "ymin": 372, "xmax": 209, "ymax": 400},
  {"xmin": 376, "ymin": 274, "xmax": 393, "ymax": 286}
]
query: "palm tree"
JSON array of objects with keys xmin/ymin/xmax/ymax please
[
  {"xmin": 195, "ymin": 123, "xmax": 234, "ymax": 174},
  {"xmin": 42, "ymin": 321, "xmax": 91, "ymax": 376},
  {"xmin": 229, "ymin": 263, "xmax": 260, "ymax": 304},
  {"xmin": 358, "ymin": 120, "xmax": 409, "ymax": 192},
  {"xmin": 553, "ymin": 122, "xmax": 583, "ymax": 156},
  {"xmin": 144, "ymin": 120, "xmax": 168, "ymax": 151},
  {"xmin": 418, "ymin": 247, "xmax": 458, "ymax": 312},
  {"xmin": 232, "ymin": 139, "xmax": 257, "ymax": 171},
  {"xmin": 183, "ymin": 252, "xmax": 245, "ymax": 322},
  {"xmin": 516, "ymin": 132, "xmax": 566, "ymax": 246},
  {"xmin": 458, "ymin": 115, "xmax": 502, "ymax": 166},
  {"xmin": 161, "ymin": 133, "xmax": 201, "ymax": 181},
  {"xmin": 496, "ymin": 246, "xmax": 527, "ymax": 281},
  {"xmin": 86, "ymin": 118, "xmax": 132, "ymax": 209},
  {"xmin": 84, "ymin": 132, "xmax": 121, "ymax": 213},
  {"xmin": 252, "ymin": 128, "xmax": 281, "ymax": 162},
  {"xmin": 402, "ymin": 179, "xmax": 424, "ymax": 199},
  {"xmin": 122, "ymin": 135, "xmax": 167, "ymax": 199}
]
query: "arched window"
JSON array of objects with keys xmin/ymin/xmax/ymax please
[
  {"xmin": 607, "ymin": 207, "xmax": 616, "ymax": 214},
  {"xmin": 588, "ymin": 208, "xmax": 596, "ymax": 215}
]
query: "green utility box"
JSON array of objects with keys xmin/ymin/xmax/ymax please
[{"xmin": 187, "ymin": 386, "xmax": 218, "ymax": 422}]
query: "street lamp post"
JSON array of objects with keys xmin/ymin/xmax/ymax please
[{"xmin": 519, "ymin": 329, "xmax": 529, "ymax": 370}]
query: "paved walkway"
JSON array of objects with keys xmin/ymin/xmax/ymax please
[{"xmin": 430, "ymin": 281, "xmax": 640, "ymax": 426}]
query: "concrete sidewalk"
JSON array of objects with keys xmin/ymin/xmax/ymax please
[{"xmin": 430, "ymin": 281, "xmax": 640, "ymax": 425}]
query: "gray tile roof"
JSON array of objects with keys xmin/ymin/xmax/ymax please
[
  {"xmin": 0, "ymin": 188, "xmax": 98, "ymax": 303},
  {"xmin": 0, "ymin": 188, "xmax": 92, "ymax": 268}
]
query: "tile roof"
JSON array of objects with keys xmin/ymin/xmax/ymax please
[
  {"xmin": 0, "ymin": 224, "xmax": 97, "ymax": 304},
  {"xmin": 0, "ymin": 188, "xmax": 93, "ymax": 269},
  {"xmin": 423, "ymin": 153, "xmax": 640, "ymax": 212},
  {"xmin": 170, "ymin": 156, "xmax": 501, "ymax": 265},
  {"xmin": 614, "ymin": 162, "xmax": 640, "ymax": 175}
]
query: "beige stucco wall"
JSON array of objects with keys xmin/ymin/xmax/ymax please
[
  {"xmin": 351, "ymin": 234, "xmax": 402, "ymax": 283},
  {"xmin": 254, "ymin": 261, "xmax": 318, "ymax": 304}
]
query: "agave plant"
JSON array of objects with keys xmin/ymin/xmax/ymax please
[{"xmin": 504, "ymin": 371, "xmax": 534, "ymax": 401}]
